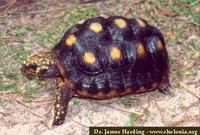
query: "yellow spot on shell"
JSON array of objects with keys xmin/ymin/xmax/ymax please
[
  {"xmin": 110, "ymin": 47, "xmax": 121, "ymax": 60},
  {"xmin": 83, "ymin": 52, "xmax": 96, "ymax": 65},
  {"xmin": 114, "ymin": 19, "xmax": 127, "ymax": 29},
  {"xmin": 156, "ymin": 39, "xmax": 163, "ymax": 51},
  {"xmin": 136, "ymin": 42, "xmax": 145, "ymax": 58},
  {"xmin": 65, "ymin": 34, "xmax": 76, "ymax": 46},
  {"xmin": 89, "ymin": 22, "xmax": 102, "ymax": 33},
  {"xmin": 136, "ymin": 18, "xmax": 146, "ymax": 28}
]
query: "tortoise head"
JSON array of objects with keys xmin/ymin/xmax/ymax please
[{"xmin": 21, "ymin": 52, "xmax": 54, "ymax": 79}]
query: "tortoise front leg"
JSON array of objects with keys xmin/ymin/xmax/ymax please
[{"xmin": 53, "ymin": 78, "xmax": 74, "ymax": 125}]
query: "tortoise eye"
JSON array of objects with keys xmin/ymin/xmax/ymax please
[{"xmin": 29, "ymin": 63, "xmax": 37, "ymax": 70}]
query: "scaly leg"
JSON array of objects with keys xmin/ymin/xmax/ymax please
[
  {"xmin": 158, "ymin": 77, "xmax": 173, "ymax": 95},
  {"xmin": 53, "ymin": 78, "xmax": 74, "ymax": 125}
]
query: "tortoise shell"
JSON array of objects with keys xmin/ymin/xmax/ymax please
[{"xmin": 52, "ymin": 16, "xmax": 169, "ymax": 99}]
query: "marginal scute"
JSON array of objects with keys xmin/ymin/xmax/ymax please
[
  {"xmin": 137, "ymin": 86, "xmax": 146, "ymax": 93},
  {"xmin": 110, "ymin": 46, "xmax": 121, "ymax": 60},
  {"xmin": 80, "ymin": 90, "xmax": 89, "ymax": 96},
  {"xmin": 156, "ymin": 38, "xmax": 163, "ymax": 51},
  {"xmin": 89, "ymin": 22, "xmax": 103, "ymax": 33},
  {"xmin": 83, "ymin": 52, "xmax": 96, "ymax": 65},
  {"xmin": 152, "ymin": 82, "xmax": 158, "ymax": 89},
  {"xmin": 114, "ymin": 18, "xmax": 127, "ymax": 29},
  {"xmin": 136, "ymin": 18, "xmax": 146, "ymax": 28},
  {"xmin": 65, "ymin": 34, "xmax": 76, "ymax": 46},
  {"xmin": 107, "ymin": 90, "xmax": 117, "ymax": 97},
  {"xmin": 64, "ymin": 78, "xmax": 74, "ymax": 89},
  {"xmin": 97, "ymin": 91, "xmax": 105, "ymax": 97},
  {"xmin": 136, "ymin": 42, "xmax": 145, "ymax": 58},
  {"xmin": 123, "ymin": 88, "xmax": 132, "ymax": 95}
]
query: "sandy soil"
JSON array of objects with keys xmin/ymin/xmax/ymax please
[{"xmin": 0, "ymin": 87, "xmax": 199, "ymax": 135}]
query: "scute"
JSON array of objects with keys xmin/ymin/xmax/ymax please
[{"xmin": 52, "ymin": 16, "xmax": 169, "ymax": 99}]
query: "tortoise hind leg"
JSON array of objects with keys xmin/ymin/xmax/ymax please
[
  {"xmin": 158, "ymin": 77, "xmax": 172, "ymax": 95},
  {"xmin": 53, "ymin": 78, "xmax": 74, "ymax": 125}
]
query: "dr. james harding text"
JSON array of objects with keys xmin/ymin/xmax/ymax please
[{"xmin": 93, "ymin": 128, "xmax": 145, "ymax": 135}]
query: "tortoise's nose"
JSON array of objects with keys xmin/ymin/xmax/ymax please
[{"xmin": 21, "ymin": 64, "xmax": 26, "ymax": 73}]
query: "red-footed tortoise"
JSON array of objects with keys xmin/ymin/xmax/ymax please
[{"xmin": 21, "ymin": 16, "xmax": 170, "ymax": 125}]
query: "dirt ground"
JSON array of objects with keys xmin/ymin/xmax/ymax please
[{"xmin": 0, "ymin": 0, "xmax": 199, "ymax": 135}]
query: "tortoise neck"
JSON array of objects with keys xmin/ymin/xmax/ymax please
[
  {"xmin": 38, "ymin": 52, "xmax": 55, "ymax": 63},
  {"xmin": 36, "ymin": 52, "xmax": 60, "ymax": 78}
]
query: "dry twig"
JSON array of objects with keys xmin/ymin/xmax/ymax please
[
  {"xmin": 106, "ymin": 105, "xmax": 143, "ymax": 116},
  {"xmin": 15, "ymin": 99, "xmax": 50, "ymax": 128},
  {"xmin": 122, "ymin": 1, "xmax": 134, "ymax": 16},
  {"xmin": 72, "ymin": 119, "xmax": 89, "ymax": 128},
  {"xmin": 33, "ymin": 100, "xmax": 54, "ymax": 107},
  {"xmin": 168, "ymin": 115, "xmax": 199, "ymax": 126},
  {"xmin": 28, "ymin": 8, "xmax": 67, "ymax": 15},
  {"xmin": 182, "ymin": 100, "xmax": 200, "ymax": 108},
  {"xmin": 179, "ymin": 81, "xmax": 200, "ymax": 100},
  {"xmin": 0, "ymin": 90, "xmax": 16, "ymax": 94},
  {"xmin": 154, "ymin": 100, "xmax": 167, "ymax": 126},
  {"xmin": 0, "ymin": 0, "xmax": 16, "ymax": 15},
  {"xmin": 0, "ymin": 95, "xmax": 10, "ymax": 101}
]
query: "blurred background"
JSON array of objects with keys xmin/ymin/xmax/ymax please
[{"xmin": 0, "ymin": 0, "xmax": 199, "ymax": 135}]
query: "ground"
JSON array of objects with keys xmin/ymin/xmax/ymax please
[{"xmin": 0, "ymin": 0, "xmax": 199, "ymax": 135}]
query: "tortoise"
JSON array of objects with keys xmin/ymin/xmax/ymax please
[{"xmin": 21, "ymin": 16, "xmax": 170, "ymax": 125}]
